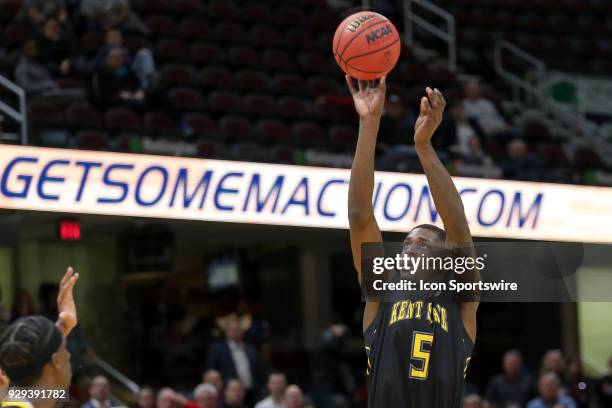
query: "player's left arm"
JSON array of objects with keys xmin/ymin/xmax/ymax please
[
  {"xmin": 56, "ymin": 266, "xmax": 80, "ymax": 337},
  {"xmin": 413, "ymin": 87, "xmax": 479, "ymax": 342}
]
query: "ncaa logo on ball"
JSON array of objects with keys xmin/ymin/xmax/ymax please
[{"xmin": 365, "ymin": 25, "xmax": 393, "ymax": 44}]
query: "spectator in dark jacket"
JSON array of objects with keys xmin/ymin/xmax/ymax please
[
  {"xmin": 485, "ymin": 350, "xmax": 537, "ymax": 407},
  {"xmin": 14, "ymin": 40, "xmax": 59, "ymax": 96},
  {"xmin": 93, "ymin": 47, "xmax": 144, "ymax": 109},
  {"xmin": 208, "ymin": 319, "xmax": 260, "ymax": 397},
  {"xmin": 36, "ymin": 18, "xmax": 75, "ymax": 78},
  {"xmin": 501, "ymin": 139, "xmax": 541, "ymax": 181},
  {"xmin": 222, "ymin": 379, "xmax": 248, "ymax": 408}
]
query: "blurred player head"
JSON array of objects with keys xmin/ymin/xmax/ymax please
[
  {"xmin": 224, "ymin": 379, "xmax": 245, "ymax": 408},
  {"xmin": 89, "ymin": 375, "xmax": 111, "ymax": 403},
  {"xmin": 0, "ymin": 316, "xmax": 71, "ymax": 387},
  {"xmin": 462, "ymin": 393, "xmax": 482, "ymax": 408},
  {"xmin": 267, "ymin": 371, "xmax": 287, "ymax": 400},
  {"xmin": 284, "ymin": 384, "xmax": 304, "ymax": 408},
  {"xmin": 202, "ymin": 369, "xmax": 223, "ymax": 396},
  {"xmin": 137, "ymin": 386, "xmax": 156, "ymax": 408},
  {"xmin": 538, "ymin": 372, "xmax": 561, "ymax": 402},
  {"xmin": 502, "ymin": 350, "xmax": 523, "ymax": 379}
]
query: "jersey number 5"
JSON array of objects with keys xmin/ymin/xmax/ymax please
[{"xmin": 409, "ymin": 331, "xmax": 434, "ymax": 380}]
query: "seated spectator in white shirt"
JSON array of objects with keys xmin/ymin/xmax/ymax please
[
  {"xmin": 255, "ymin": 372, "xmax": 287, "ymax": 408},
  {"xmin": 463, "ymin": 80, "xmax": 510, "ymax": 137}
]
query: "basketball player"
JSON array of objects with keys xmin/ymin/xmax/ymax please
[
  {"xmin": 346, "ymin": 76, "xmax": 478, "ymax": 407},
  {"xmin": 0, "ymin": 267, "xmax": 79, "ymax": 407}
]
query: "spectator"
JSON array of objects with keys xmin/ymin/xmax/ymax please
[
  {"xmin": 135, "ymin": 386, "xmax": 156, "ymax": 408},
  {"xmin": 485, "ymin": 350, "xmax": 536, "ymax": 407},
  {"xmin": 157, "ymin": 388, "xmax": 180, "ymax": 408},
  {"xmin": 541, "ymin": 350, "xmax": 568, "ymax": 392},
  {"xmin": 81, "ymin": 375, "xmax": 116, "ymax": 408},
  {"xmin": 442, "ymin": 102, "xmax": 477, "ymax": 155},
  {"xmin": 14, "ymin": 40, "xmax": 59, "ymax": 96},
  {"xmin": 10, "ymin": 290, "xmax": 35, "ymax": 323},
  {"xmin": 460, "ymin": 136, "xmax": 493, "ymax": 167},
  {"xmin": 378, "ymin": 93, "xmax": 414, "ymax": 146},
  {"xmin": 595, "ymin": 357, "xmax": 612, "ymax": 407},
  {"xmin": 501, "ymin": 139, "xmax": 541, "ymax": 180},
  {"xmin": 283, "ymin": 385, "xmax": 304, "ymax": 408},
  {"xmin": 203, "ymin": 369, "xmax": 225, "ymax": 399},
  {"xmin": 79, "ymin": 0, "xmax": 150, "ymax": 35},
  {"xmin": 17, "ymin": 0, "xmax": 67, "ymax": 27},
  {"xmin": 92, "ymin": 47, "xmax": 145, "ymax": 109},
  {"xmin": 186, "ymin": 383, "xmax": 218, "ymax": 408},
  {"xmin": 95, "ymin": 29, "xmax": 156, "ymax": 89},
  {"xmin": 207, "ymin": 319, "xmax": 260, "ymax": 395},
  {"xmin": 463, "ymin": 394, "xmax": 482, "ymax": 408},
  {"xmin": 527, "ymin": 373, "xmax": 576, "ymax": 408},
  {"xmin": 255, "ymin": 372, "xmax": 287, "ymax": 408},
  {"xmin": 222, "ymin": 379, "xmax": 247, "ymax": 408},
  {"xmin": 36, "ymin": 18, "xmax": 75, "ymax": 78},
  {"xmin": 463, "ymin": 80, "xmax": 511, "ymax": 137}
]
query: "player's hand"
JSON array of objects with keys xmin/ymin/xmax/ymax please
[
  {"xmin": 346, "ymin": 75, "xmax": 386, "ymax": 120},
  {"xmin": 56, "ymin": 266, "xmax": 79, "ymax": 337},
  {"xmin": 414, "ymin": 87, "xmax": 445, "ymax": 146}
]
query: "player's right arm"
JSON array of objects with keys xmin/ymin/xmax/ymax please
[{"xmin": 346, "ymin": 76, "xmax": 385, "ymax": 332}]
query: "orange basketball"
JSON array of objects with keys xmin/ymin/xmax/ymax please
[{"xmin": 332, "ymin": 11, "xmax": 401, "ymax": 80}]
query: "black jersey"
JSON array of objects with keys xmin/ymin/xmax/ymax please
[{"xmin": 364, "ymin": 298, "xmax": 473, "ymax": 408}]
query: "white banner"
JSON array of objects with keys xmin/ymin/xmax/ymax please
[{"xmin": 0, "ymin": 145, "xmax": 611, "ymax": 243}]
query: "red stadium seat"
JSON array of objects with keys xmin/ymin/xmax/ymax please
[
  {"xmin": 184, "ymin": 114, "xmax": 218, "ymax": 137},
  {"xmin": 75, "ymin": 130, "xmax": 109, "ymax": 150},
  {"xmin": 229, "ymin": 142, "xmax": 261, "ymax": 161},
  {"xmin": 208, "ymin": 91, "xmax": 242, "ymax": 113},
  {"xmin": 292, "ymin": 122, "xmax": 326, "ymax": 147},
  {"xmin": 273, "ymin": 6, "xmax": 305, "ymax": 26},
  {"xmin": 196, "ymin": 140, "xmax": 221, "ymax": 158},
  {"xmin": 191, "ymin": 43, "xmax": 226, "ymax": 66},
  {"xmin": 537, "ymin": 143, "xmax": 569, "ymax": 168},
  {"xmin": 243, "ymin": 93, "xmax": 276, "ymax": 117},
  {"xmin": 262, "ymin": 49, "xmax": 296, "ymax": 71},
  {"xmin": 297, "ymin": 53, "xmax": 335, "ymax": 75},
  {"xmin": 234, "ymin": 70, "xmax": 270, "ymax": 92},
  {"xmin": 178, "ymin": 18, "xmax": 210, "ymax": 41},
  {"xmin": 573, "ymin": 147, "xmax": 605, "ymax": 170},
  {"xmin": 123, "ymin": 36, "xmax": 149, "ymax": 54},
  {"xmin": 308, "ymin": 9, "xmax": 336, "ymax": 29},
  {"xmin": 145, "ymin": 15, "xmax": 177, "ymax": 37},
  {"xmin": 199, "ymin": 67, "xmax": 234, "ymax": 89},
  {"xmin": 144, "ymin": 111, "xmax": 178, "ymax": 135},
  {"xmin": 329, "ymin": 125, "xmax": 357, "ymax": 146},
  {"xmin": 174, "ymin": 0, "xmax": 203, "ymax": 16},
  {"xmin": 2, "ymin": 23, "xmax": 29, "ymax": 48},
  {"xmin": 28, "ymin": 101, "xmax": 64, "ymax": 127},
  {"xmin": 66, "ymin": 103, "xmax": 104, "ymax": 130},
  {"xmin": 156, "ymin": 39, "xmax": 189, "ymax": 62},
  {"xmin": 270, "ymin": 145, "xmax": 294, "ymax": 164},
  {"xmin": 219, "ymin": 116, "xmax": 253, "ymax": 140},
  {"xmin": 214, "ymin": 22, "xmax": 246, "ymax": 44},
  {"xmin": 307, "ymin": 77, "xmax": 340, "ymax": 96},
  {"xmin": 270, "ymin": 73, "xmax": 307, "ymax": 96},
  {"xmin": 114, "ymin": 133, "xmax": 144, "ymax": 153},
  {"xmin": 105, "ymin": 108, "xmax": 142, "ymax": 132},
  {"xmin": 207, "ymin": 1, "xmax": 238, "ymax": 20},
  {"xmin": 160, "ymin": 64, "xmax": 196, "ymax": 86},
  {"xmin": 227, "ymin": 46, "xmax": 264, "ymax": 68},
  {"xmin": 256, "ymin": 119, "xmax": 291, "ymax": 142},
  {"xmin": 0, "ymin": 0, "xmax": 20, "ymax": 22},
  {"xmin": 247, "ymin": 26, "xmax": 282, "ymax": 48},
  {"xmin": 139, "ymin": 0, "xmax": 173, "ymax": 14},
  {"xmin": 278, "ymin": 97, "xmax": 311, "ymax": 119},
  {"xmin": 239, "ymin": 3, "xmax": 273, "ymax": 23},
  {"xmin": 284, "ymin": 29, "xmax": 313, "ymax": 50},
  {"xmin": 169, "ymin": 87, "xmax": 204, "ymax": 111}
]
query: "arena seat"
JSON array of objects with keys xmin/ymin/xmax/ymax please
[
  {"xmin": 270, "ymin": 74, "xmax": 307, "ymax": 96},
  {"xmin": 178, "ymin": 18, "xmax": 211, "ymax": 41},
  {"xmin": 174, "ymin": 0, "xmax": 203, "ymax": 16},
  {"xmin": 329, "ymin": 125, "xmax": 357, "ymax": 147},
  {"xmin": 2, "ymin": 23, "xmax": 29, "ymax": 48},
  {"xmin": 297, "ymin": 53, "xmax": 335, "ymax": 75},
  {"xmin": 28, "ymin": 101, "xmax": 65, "ymax": 127},
  {"xmin": 307, "ymin": 77, "xmax": 340, "ymax": 97},
  {"xmin": 234, "ymin": 70, "xmax": 270, "ymax": 92},
  {"xmin": 207, "ymin": 1, "xmax": 239, "ymax": 20},
  {"xmin": 273, "ymin": 5, "xmax": 305, "ymax": 27},
  {"xmin": 75, "ymin": 130, "xmax": 109, "ymax": 150},
  {"xmin": 208, "ymin": 91, "xmax": 242, "ymax": 113},
  {"xmin": 144, "ymin": 111, "xmax": 179, "ymax": 135},
  {"xmin": 184, "ymin": 114, "xmax": 218, "ymax": 138},
  {"xmin": 66, "ymin": 103, "xmax": 104, "ymax": 130},
  {"xmin": 262, "ymin": 50, "xmax": 296, "ymax": 72},
  {"xmin": 191, "ymin": 43, "xmax": 226, "ymax": 66},
  {"xmin": 243, "ymin": 94, "xmax": 277, "ymax": 117},
  {"xmin": 239, "ymin": 3, "xmax": 273, "ymax": 23},
  {"xmin": 156, "ymin": 39, "xmax": 189, "ymax": 62},
  {"xmin": 199, "ymin": 67, "xmax": 234, "ymax": 89},
  {"xmin": 283, "ymin": 29, "xmax": 313, "ymax": 50},
  {"xmin": 219, "ymin": 116, "xmax": 253, "ymax": 141},
  {"xmin": 248, "ymin": 26, "xmax": 282, "ymax": 48},
  {"xmin": 105, "ymin": 108, "xmax": 142, "ymax": 132},
  {"xmin": 278, "ymin": 97, "xmax": 311, "ymax": 119},
  {"xmin": 168, "ymin": 87, "xmax": 204, "ymax": 111},
  {"xmin": 227, "ymin": 46, "xmax": 264, "ymax": 68},
  {"xmin": 145, "ymin": 15, "xmax": 177, "ymax": 37},
  {"xmin": 256, "ymin": 119, "xmax": 291, "ymax": 142},
  {"xmin": 292, "ymin": 122, "xmax": 326, "ymax": 147},
  {"xmin": 214, "ymin": 22, "xmax": 246, "ymax": 44},
  {"xmin": 160, "ymin": 64, "xmax": 196, "ymax": 86}
]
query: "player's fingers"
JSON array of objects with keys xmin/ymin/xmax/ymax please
[
  {"xmin": 426, "ymin": 87, "xmax": 439, "ymax": 109},
  {"xmin": 358, "ymin": 80, "xmax": 366, "ymax": 93},
  {"xmin": 434, "ymin": 88, "xmax": 446, "ymax": 109},
  {"xmin": 60, "ymin": 266, "xmax": 72, "ymax": 288},
  {"xmin": 379, "ymin": 76, "xmax": 387, "ymax": 92},
  {"xmin": 345, "ymin": 75, "xmax": 357, "ymax": 95},
  {"xmin": 420, "ymin": 96, "xmax": 431, "ymax": 115}
]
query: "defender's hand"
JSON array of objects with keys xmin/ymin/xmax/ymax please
[
  {"xmin": 57, "ymin": 267, "xmax": 79, "ymax": 337},
  {"xmin": 346, "ymin": 75, "xmax": 386, "ymax": 119},
  {"xmin": 414, "ymin": 87, "xmax": 446, "ymax": 146}
]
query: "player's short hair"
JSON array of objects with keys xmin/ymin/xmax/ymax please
[
  {"xmin": 0, "ymin": 316, "xmax": 62, "ymax": 386},
  {"xmin": 408, "ymin": 224, "xmax": 446, "ymax": 243}
]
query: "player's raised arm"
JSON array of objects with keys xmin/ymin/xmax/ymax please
[
  {"xmin": 56, "ymin": 266, "xmax": 80, "ymax": 337},
  {"xmin": 413, "ymin": 88, "xmax": 479, "ymax": 340},
  {"xmin": 346, "ymin": 76, "xmax": 385, "ymax": 330}
]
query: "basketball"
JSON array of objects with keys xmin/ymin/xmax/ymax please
[{"xmin": 333, "ymin": 11, "xmax": 401, "ymax": 80}]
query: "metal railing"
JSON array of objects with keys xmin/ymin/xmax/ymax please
[
  {"xmin": 0, "ymin": 74, "xmax": 27, "ymax": 145},
  {"xmin": 92, "ymin": 354, "xmax": 141, "ymax": 395},
  {"xmin": 404, "ymin": 0, "xmax": 456, "ymax": 72},
  {"xmin": 494, "ymin": 40, "xmax": 604, "ymax": 141}
]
